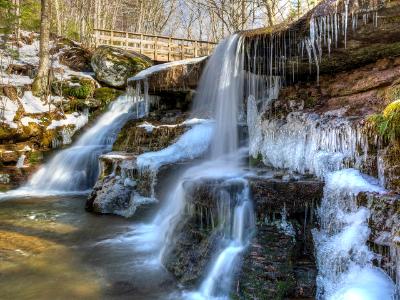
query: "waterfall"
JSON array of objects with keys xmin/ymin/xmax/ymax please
[
  {"xmin": 124, "ymin": 34, "xmax": 255, "ymax": 299},
  {"xmin": 185, "ymin": 179, "xmax": 255, "ymax": 300},
  {"xmin": 1, "ymin": 92, "xmax": 146, "ymax": 198}
]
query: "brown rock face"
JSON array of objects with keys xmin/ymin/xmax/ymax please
[
  {"xmin": 235, "ymin": 176, "xmax": 323, "ymax": 300},
  {"xmin": 143, "ymin": 58, "xmax": 207, "ymax": 93},
  {"xmin": 378, "ymin": 144, "xmax": 400, "ymax": 194},
  {"xmin": 272, "ymin": 57, "xmax": 400, "ymax": 119}
]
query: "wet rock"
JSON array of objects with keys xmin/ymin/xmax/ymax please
[
  {"xmin": 164, "ymin": 174, "xmax": 322, "ymax": 299},
  {"xmin": 378, "ymin": 144, "xmax": 400, "ymax": 194},
  {"xmin": 86, "ymin": 152, "xmax": 163, "ymax": 217},
  {"xmin": 165, "ymin": 178, "xmax": 243, "ymax": 286},
  {"xmin": 91, "ymin": 46, "xmax": 153, "ymax": 88},
  {"xmin": 113, "ymin": 116, "xmax": 186, "ymax": 153},
  {"xmin": 357, "ymin": 192, "xmax": 400, "ymax": 282},
  {"xmin": 235, "ymin": 175, "xmax": 323, "ymax": 299},
  {"xmin": 138, "ymin": 58, "xmax": 207, "ymax": 92}
]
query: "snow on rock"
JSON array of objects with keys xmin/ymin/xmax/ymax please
[
  {"xmin": 137, "ymin": 121, "xmax": 214, "ymax": 170},
  {"xmin": 18, "ymin": 40, "xmax": 40, "ymax": 65},
  {"xmin": 0, "ymin": 96, "xmax": 18, "ymax": 128},
  {"xmin": 129, "ymin": 57, "xmax": 207, "ymax": 81},
  {"xmin": 137, "ymin": 118, "xmax": 210, "ymax": 133},
  {"xmin": 20, "ymin": 92, "xmax": 55, "ymax": 113},
  {"xmin": 47, "ymin": 112, "xmax": 88, "ymax": 131},
  {"xmin": 20, "ymin": 117, "xmax": 41, "ymax": 126},
  {"xmin": 0, "ymin": 74, "xmax": 33, "ymax": 86}
]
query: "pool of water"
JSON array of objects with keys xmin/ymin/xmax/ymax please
[{"xmin": 0, "ymin": 195, "xmax": 177, "ymax": 300}]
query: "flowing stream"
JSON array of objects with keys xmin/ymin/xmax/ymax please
[{"xmin": 1, "ymin": 93, "xmax": 145, "ymax": 198}]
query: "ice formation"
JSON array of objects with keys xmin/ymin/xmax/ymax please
[{"xmin": 313, "ymin": 169, "xmax": 395, "ymax": 299}]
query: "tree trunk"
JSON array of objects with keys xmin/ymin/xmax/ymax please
[
  {"xmin": 54, "ymin": 0, "xmax": 62, "ymax": 36},
  {"xmin": 12, "ymin": 0, "xmax": 20, "ymax": 42},
  {"xmin": 32, "ymin": 0, "xmax": 50, "ymax": 98}
]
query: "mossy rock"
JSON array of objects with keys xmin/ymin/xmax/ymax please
[
  {"xmin": 28, "ymin": 151, "xmax": 43, "ymax": 164},
  {"xmin": 91, "ymin": 45, "xmax": 153, "ymax": 88},
  {"xmin": 367, "ymin": 99, "xmax": 400, "ymax": 142},
  {"xmin": 0, "ymin": 125, "xmax": 16, "ymax": 140},
  {"xmin": 52, "ymin": 77, "xmax": 95, "ymax": 100},
  {"xmin": 93, "ymin": 87, "xmax": 123, "ymax": 104}
]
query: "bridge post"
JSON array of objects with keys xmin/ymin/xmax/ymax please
[
  {"xmin": 194, "ymin": 41, "xmax": 198, "ymax": 58},
  {"xmin": 125, "ymin": 32, "xmax": 128, "ymax": 49},
  {"xmin": 181, "ymin": 42, "xmax": 184, "ymax": 60},
  {"xmin": 168, "ymin": 37, "xmax": 171, "ymax": 61},
  {"xmin": 110, "ymin": 30, "xmax": 114, "ymax": 46},
  {"xmin": 94, "ymin": 29, "xmax": 99, "ymax": 48},
  {"xmin": 154, "ymin": 37, "xmax": 158, "ymax": 61},
  {"xmin": 140, "ymin": 34, "xmax": 143, "ymax": 54}
]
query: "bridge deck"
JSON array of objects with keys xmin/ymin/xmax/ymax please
[{"xmin": 93, "ymin": 29, "xmax": 217, "ymax": 62}]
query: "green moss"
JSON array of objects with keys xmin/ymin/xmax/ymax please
[
  {"xmin": 367, "ymin": 100, "xmax": 400, "ymax": 142},
  {"xmin": 28, "ymin": 151, "xmax": 43, "ymax": 164},
  {"xmin": 249, "ymin": 153, "xmax": 264, "ymax": 167},
  {"xmin": 93, "ymin": 87, "xmax": 122, "ymax": 104},
  {"xmin": 276, "ymin": 278, "xmax": 295, "ymax": 300},
  {"xmin": 67, "ymin": 84, "xmax": 93, "ymax": 99}
]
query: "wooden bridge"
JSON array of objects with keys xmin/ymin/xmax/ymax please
[{"xmin": 93, "ymin": 29, "xmax": 217, "ymax": 62}]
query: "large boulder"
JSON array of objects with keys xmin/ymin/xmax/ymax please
[
  {"xmin": 59, "ymin": 47, "xmax": 93, "ymax": 72},
  {"xmin": 91, "ymin": 46, "xmax": 153, "ymax": 88}
]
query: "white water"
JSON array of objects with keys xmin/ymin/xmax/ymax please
[
  {"xmin": 1, "ymin": 93, "xmax": 145, "ymax": 198},
  {"xmin": 313, "ymin": 169, "xmax": 395, "ymax": 300},
  {"xmin": 16, "ymin": 154, "xmax": 26, "ymax": 168},
  {"xmin": 185, "ymin": 178, "xmax": 255, "ymax": 300},
  {"xmin": 117, "ymin": 34, "xmax": 256, "ymax": 299}
]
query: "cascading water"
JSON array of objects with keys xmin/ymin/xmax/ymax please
[
  {"xmin": 313, "ymin": 169, "xmax": 395, "ymax": 299},
  {"xmin": 1, "ymin": 92, "xmax": 147, "ymax": 197},
  {"xmin": 123, "ymin": 34, "xmax": 256, "ymax": 299},
  {"xmin": 185, "ymin": 178, "xmax": 255, "ymax": 300}
]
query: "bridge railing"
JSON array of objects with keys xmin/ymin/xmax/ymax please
[{"xmin": 93, "ymin": 29, "xmax": 217, "ymax": 62}]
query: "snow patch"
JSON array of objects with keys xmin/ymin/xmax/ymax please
[
  {"xmin": 137, "ymin": 121, "xmax": 214, "ymax": 170},
  {"xmin": 47, "ymin": 112, "xmax": 88, "ymax": 131},
  {"xmin": 0, "ymin": 96, "xmax": 18, "ymax": 128},
  {"xmin": 137, "ymin": 118, "xmax": 210, "ymax": 133},
  {"xmin": 20, "ymin": 91, "xmax": 55, "ymax": 113},
  {"xmin": 20, "ymin": 117, "xmax": 41, "ymax": 126},
  {"xmin": 129, "ymin": 57, "xmax": 207, "ymax": 81}
]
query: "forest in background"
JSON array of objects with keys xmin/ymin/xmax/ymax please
[{"xmin": 0, "ymin": 0, "xmax": 318, "ymax": 45}]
